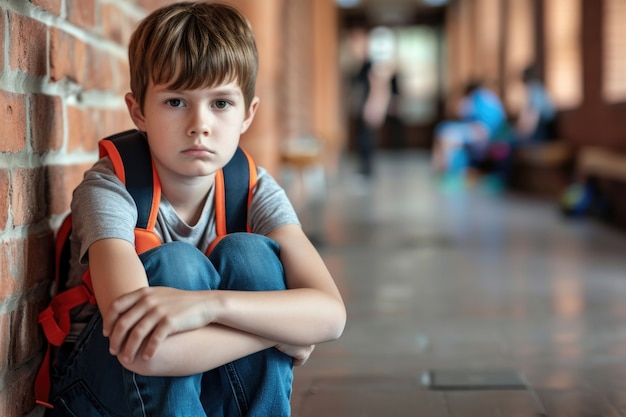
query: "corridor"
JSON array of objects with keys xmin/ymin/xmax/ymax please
[{"xmin": 290, "ymin": 150, "xmax": 626, "ymax": 416}]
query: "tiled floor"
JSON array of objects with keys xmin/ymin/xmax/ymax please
[{"xmin": 289, "ymin": 150, "xmax": 626, "ymax": 417}]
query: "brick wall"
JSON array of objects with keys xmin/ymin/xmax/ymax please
[{"xmin": 0, "ymin": 0, "xmax": 142, "ymax": 415}]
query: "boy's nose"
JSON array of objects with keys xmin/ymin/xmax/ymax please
[{"xmin": 187, "ymin": 109, "xmax": 211, "ymax": 137}]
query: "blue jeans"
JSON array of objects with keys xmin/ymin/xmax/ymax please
[{"xmin": 46, "ymin": 233, "xmax": 294, "ymax": 417}]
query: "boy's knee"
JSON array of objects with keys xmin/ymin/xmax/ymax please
[
  {"xmin": 210, "ymin": 233, "xmax": 280, "ymax": 261},
  {"xmin": 140, "ymin": 241, "xmax": 215, "ymax": 289},
  {"xmin": 209, "ymin": 233, "xmax": 285, "ymax": 291}
]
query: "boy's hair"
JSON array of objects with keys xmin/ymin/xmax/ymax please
[{"xmin": 128, "ymin": 2, "xmax": 258, "ymax": 110}]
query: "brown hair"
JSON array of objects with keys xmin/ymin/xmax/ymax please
[{"xmin": 128, "ymin": 2, "xmax": 258, "ymax": 110}]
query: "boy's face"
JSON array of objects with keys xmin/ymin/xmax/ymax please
[{"xmin": 125, "ymin": 80, "xmax": 258, "ymax": 182}]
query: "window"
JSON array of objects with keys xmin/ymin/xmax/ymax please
[
  {"xmin": 504, "ymin": 0, "xmax": 534, "ymax": 113},
  {"xmin": 544, "ymin": 0, "xmax": 582, "ymax": 109},
  {"xmin": 603, "ymin": 0, "xmax": 626, "ymax": 103},
  {"xmin": 475, "ymin": 0, "xmax": 501, "ymax": 83}
]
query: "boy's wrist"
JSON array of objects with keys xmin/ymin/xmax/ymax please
[{"xmin": 205, "ymin": 290, "xmax": 226, "ymax": 326}]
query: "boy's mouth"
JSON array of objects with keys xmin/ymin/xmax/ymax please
[{"xmin": 182, "ymin": 145, "xmax": 214, "ymax": 157}]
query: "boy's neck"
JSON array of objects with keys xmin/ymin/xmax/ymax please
[{"xmin": 160, "ymin": 174, "xmax": 216, "ymax": 226}]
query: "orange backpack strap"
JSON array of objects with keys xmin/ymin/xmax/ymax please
[{"xmin": 209, "ymin": 147, "xmax": 257, "ymax": 253}]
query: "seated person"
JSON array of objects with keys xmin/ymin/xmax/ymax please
[
  {"xmin": 515, "ymin": 65, "xmax": 555, "ymax": 144},
  {"xmin": 432, "ymin": 80, "xmax": 506, "ymax": 175},
  {"xmin": 42, "ymin": 3, "xmax": 346, "ymax": 416}
]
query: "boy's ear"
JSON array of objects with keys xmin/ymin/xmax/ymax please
[
  {"xmin": 240, "ymin": 96, "xmax": 260, "ymax": 134},
  {"xmin": 125, "ymin": 92, "xmax": 147, "ymax": 131}
]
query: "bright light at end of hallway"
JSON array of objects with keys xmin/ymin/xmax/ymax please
[{"xmin": 335, "ymin": 0, "xmax": 361, "ymax": 8}]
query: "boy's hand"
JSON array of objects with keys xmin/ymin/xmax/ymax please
[
  {"xmin": 275, "ymin": 343, "xmax": 315, "ymax": 366},
  {"xmin": 102, "ymin": 287, "xmax": 215, "ymax": 363}
]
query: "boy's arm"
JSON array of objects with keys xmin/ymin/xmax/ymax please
[
  {"xmin": 118, "ymin": 224, "xmax": 346, "ymax": 356},
  {"xmin": 96, "ymin": 225, "xmax": 346, "ymax": 375},
  {"xmin": 213, "ymin": 224, "xmax": 346, "ymax": 344},
  {"xmin": 89, "ymin": 238, "xmax": 276, "ymax": 375},
  {"xmin": 88, "ymin": 238, "xmax": 148, "ymax": 316}
]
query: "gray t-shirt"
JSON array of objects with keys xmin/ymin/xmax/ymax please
[{"xmin": 66, "ymin": 155, "xmax": 299, "ymax": 340}]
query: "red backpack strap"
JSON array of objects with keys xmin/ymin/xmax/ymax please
[
  {"xmin": 36, "ymin": 214, "xmax": 95, "ymax": 408},
  {"xmin": 35, "ymin": 130, "xmax": 162, "ymax": 408},
  {"xmin": 209, "ymin": 147, "xmax": 257, "ymax": 253},
  {"xmin": 38, "ymin": 259, "xmax": 96, "ymax": 347}
]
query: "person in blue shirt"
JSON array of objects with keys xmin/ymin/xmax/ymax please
[{"xmin": 431, "ymin": 80, "xmax": 506, "ymax": 176}]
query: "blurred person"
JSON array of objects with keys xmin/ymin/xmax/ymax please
[
  {"xmin": 515, "ymin": 65, "xmax": 555, "ymax": 144},
  {"xmin": 350, "ymin": 27, "xmax": 397, "ymax": 180},
  {"xmin": 431, "ymin": 80, "xmax": 507, "ymax": 177}
]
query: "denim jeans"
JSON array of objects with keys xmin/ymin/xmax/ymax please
[{"xmin": 45, "ymin": 233, "xmax": 294, "ymax": 417}]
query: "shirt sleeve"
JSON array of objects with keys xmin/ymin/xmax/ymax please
[
  {"xmin": 248, "ymin": 167, "xmax": 301, "ymax": 236},
  {"xmin": 70, "ymin": 157, "xmax": 138, "ymax": 265}
]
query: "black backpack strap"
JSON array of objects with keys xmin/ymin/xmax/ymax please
[
  {"xmin": 214, "ymin": 147, "xmax": 257, "ymax": 237},
  {"xmin": 223, "ymin": 147, "xmax": 255, "ymax": 233},
  {"xmin": 98, "ymin": 130, "xmax": 159, "ymax": 231}
]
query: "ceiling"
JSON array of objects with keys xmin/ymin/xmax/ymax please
[{"xmin": 336, "ymin": 0, "xmax": 448, "ymax": 27}]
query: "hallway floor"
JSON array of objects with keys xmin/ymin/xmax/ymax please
[{"xmin": 289, "ymin": 150, "xmax": 626, "ymax": 417}]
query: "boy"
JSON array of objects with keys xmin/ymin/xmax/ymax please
[{"xmin": 45, "ymin": 2, "xmax": 346, "ymax": 416}]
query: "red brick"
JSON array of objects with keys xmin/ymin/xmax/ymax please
[
  {"xmin": 0, "ymin": 91, "xmax": 27, "ymax": 153},
  {"xmin": 9, "ymin": 303, "xmax": 44, "ymax": 370},
  {"xmin": 91, "ymin": 108, "xmax": 108, "ymax": 141},
  {"xmin": 0, "ymin": 313, "xmax": 8, "ymax": 370},
  {"xmin": 66, "ymin": 106, "xmax": 100, "ymax": 151},
  {"xmin": 50, "ymin": 28, "xmax": 87, "ymax": 85},
  {"xmin": 137, "ymin": 0, "xmax": 174, "ymax": 11},
  {"xmin": 97, "ymin": 108, "xmax": 125, "ymax": 142},
  {"xmin": 47, "ymin": 162, "xmax": 93, "ymax": 215},
  {"xmin": 0, "ymin": 169, "xmax": 8, "ymax": 230},
  {"xmin": 116, "ymin": 56, "xmax": 131, "ymax": 95},
  {"xmin": 12, "ymin": 167, "xmax": 47, "ymax": 226},
  {"xmin": 30, "ymin": 94, "xmax": 63, "ymax": 154},
  {"xmin": 0, "ymin": 240, "xmax": 19, "ymax": 296},
  {"xmin": 101, "ymin": 3, "xmax": 137, "ymax": 46},
  {"xmin": 85, "ymin": 46, "xmax": 114, "ymax": 92},
  {"xmin": 29, "ymin": 0, "xmax": 62, "ymax": 16},
  {"xmin": 8, "ymin": 12, "xmax": 47, "ymax": 77},
  {"xmin": 23, "ymin": 231, "xmax": 55, "ymax": 290},
  {"xmin": 66, "ymin": 0, "xmax": 95, "ymax": 29},
  {"xmin": 29, "ymin": 0, "xmax": 61, "ymax": 16},
  {"xmin": 0, "ymin": 233, "xmax": 51, "ymax": 296},
  {"xmin": 2, "ymin": 352, "xmax": 38, "ymax": 416},
  {"xmin": 120, "ymin": 109, "xmax": 136, "ymax": 132},
  {"xmin": 95, "ymin": 108, "xmax": 134, "ymax": 140}
]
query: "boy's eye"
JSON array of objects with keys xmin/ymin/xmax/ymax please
[
  {"xmin": 213, "ymin": 100, "xmax": 231, "ymax": 110},
  {"xmin": 165, "ymin": 99, "xmax": 185, "ymax": 107}
]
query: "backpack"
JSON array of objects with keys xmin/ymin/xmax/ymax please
[{"xmin": 34, "ymin": 129, "xmax": 257, "ymax": 408}]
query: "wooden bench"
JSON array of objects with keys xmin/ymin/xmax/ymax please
[
  {"xmin": 577, "ymin": 146, "xmax": 626, "ymax": 182},
  {"xmin": 575, "ymin": 146, "xmax": 626, "ymax": 228}
]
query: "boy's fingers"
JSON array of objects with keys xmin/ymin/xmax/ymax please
[
  {"xmin": 107, "ymin": 303, "xmax": 149, "ymax": 355},
  {"xmin": 141, "ymin": 326, "xmax": 169, "ymax": 359},
  {"xmin": 103, "ymin": 290, "xmax": 142, "ymax": 337},
  {"xmin": 120, "ymin": 316, "xmax": 157, "ymax": 362},
  {"xmin": 120, "ymin": 308, "xmax": 176, "ymax": 361}
]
